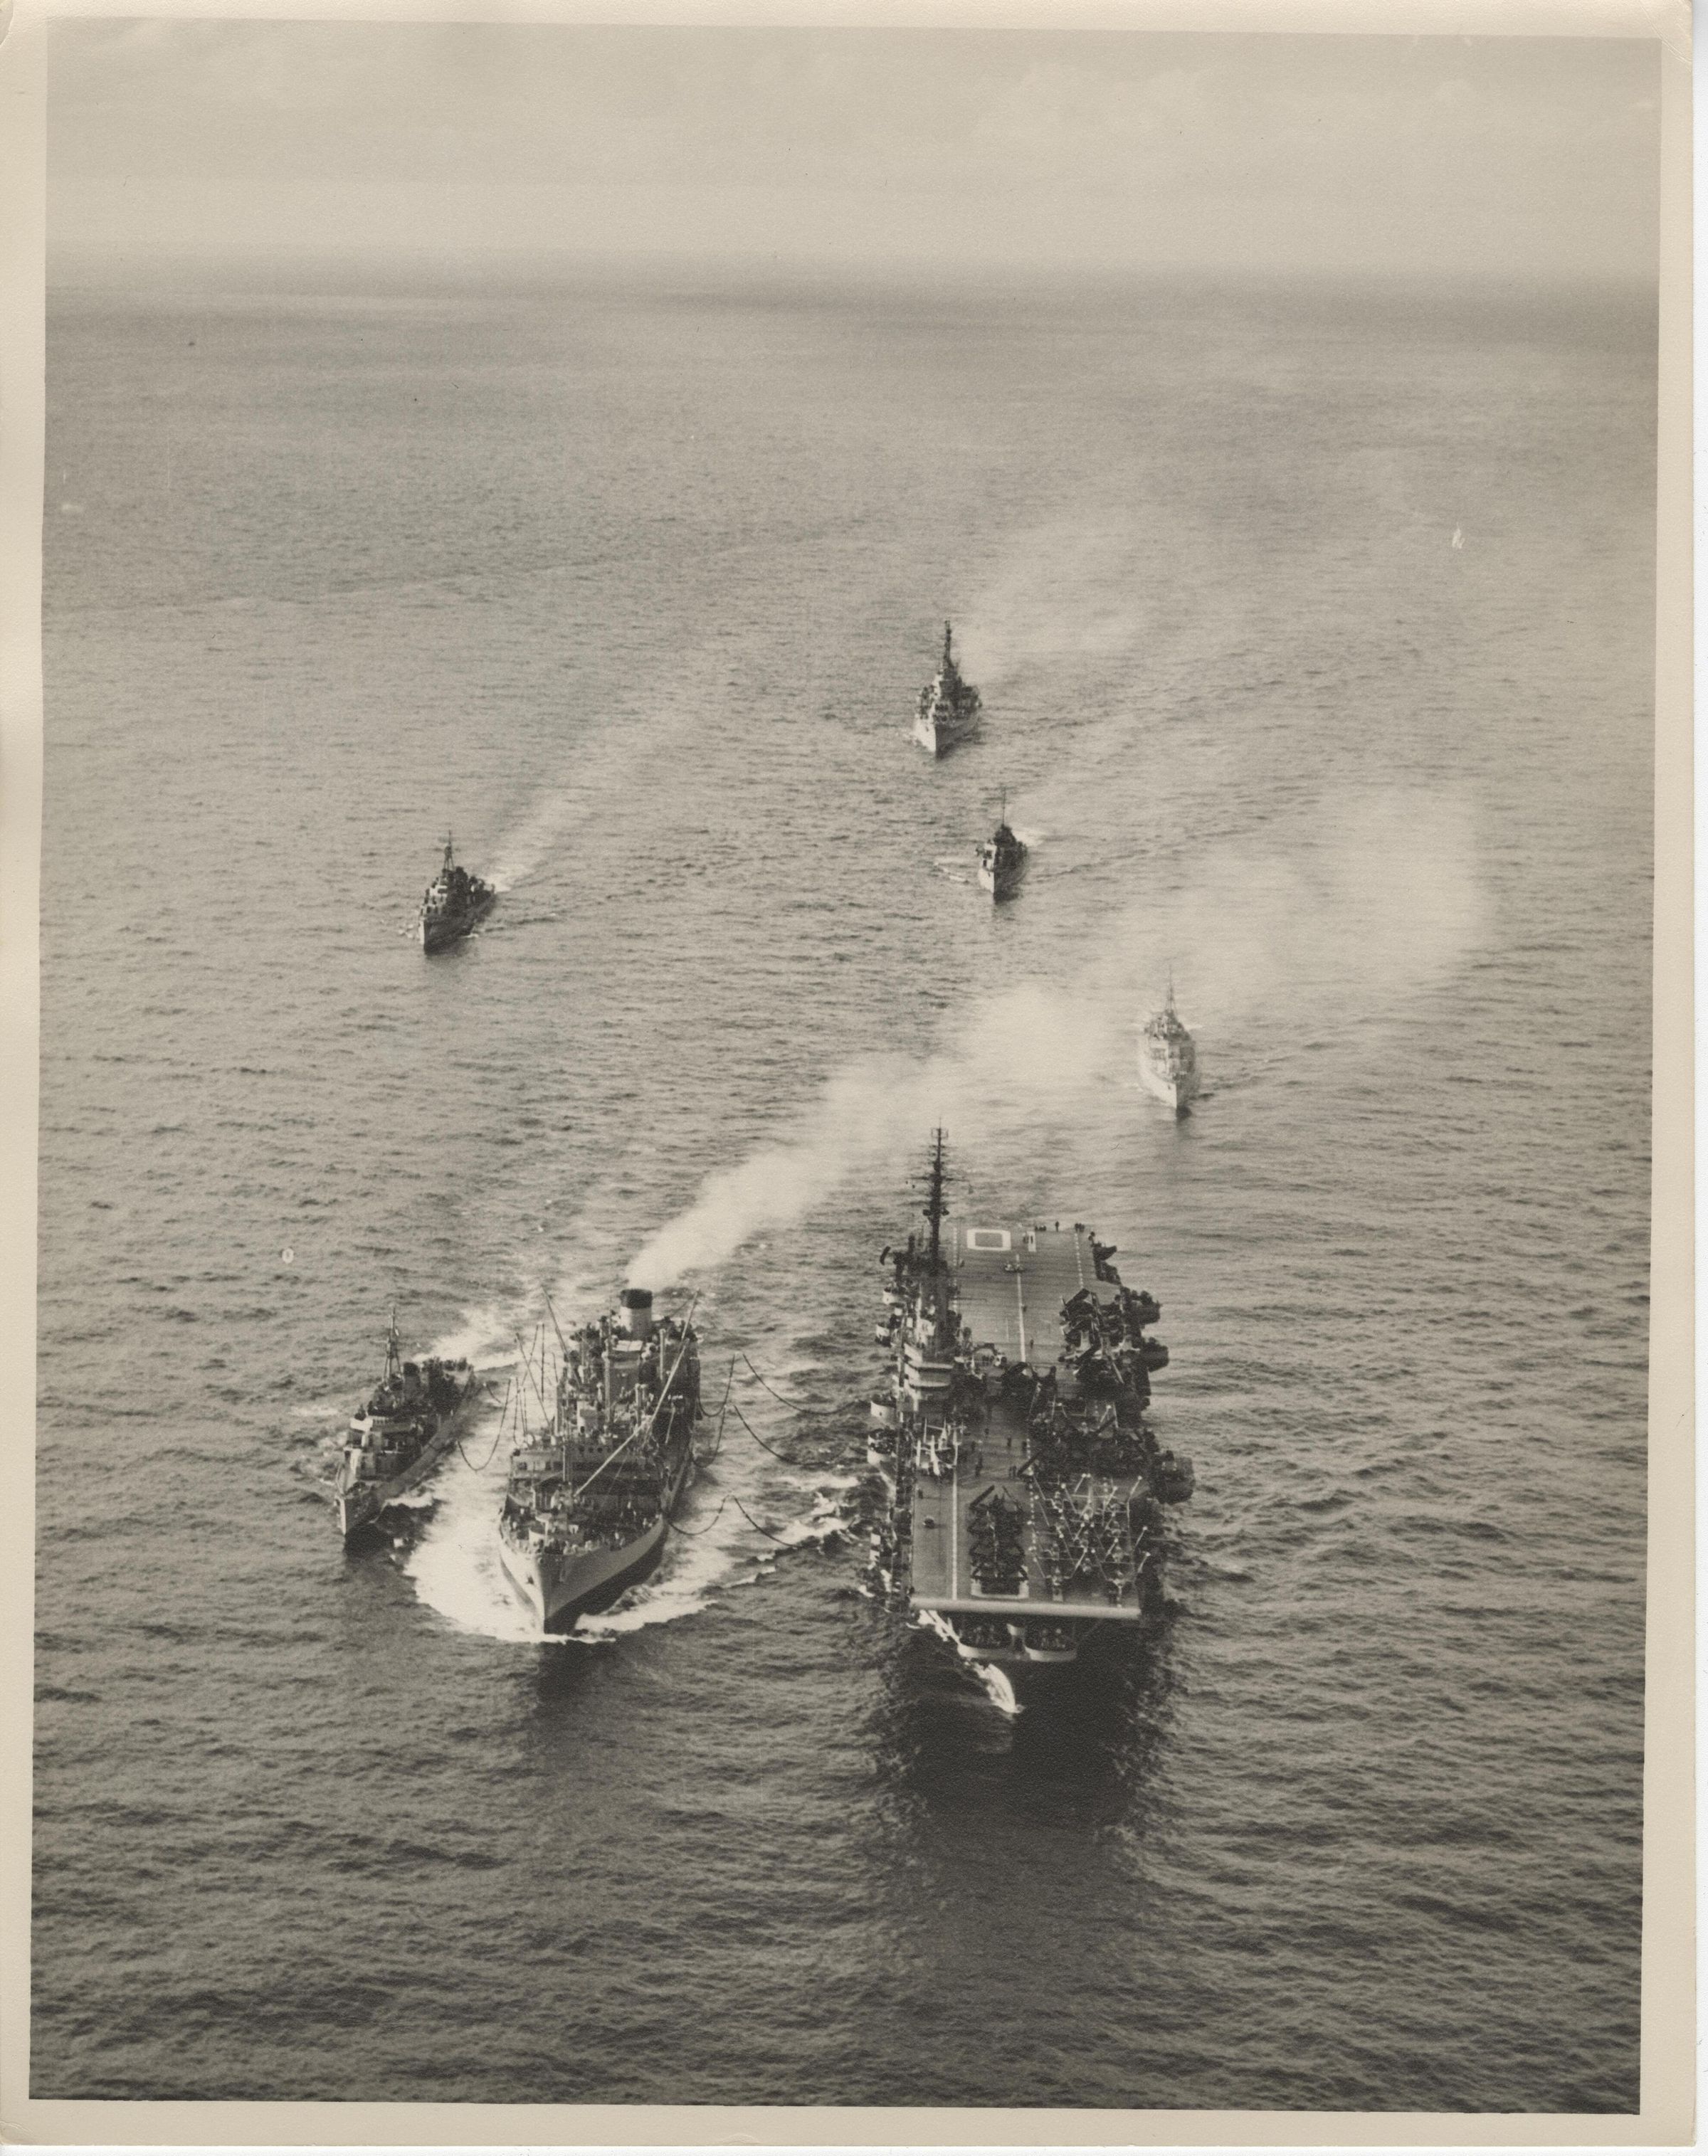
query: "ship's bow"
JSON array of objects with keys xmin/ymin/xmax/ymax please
[
  {"xmin": 337, "ymin": 1486, "xmax": 379, "ymax": 1542},
  {"xmin": 498, "ymin": 1535, "xmax": 551, "ymax": 1629}
]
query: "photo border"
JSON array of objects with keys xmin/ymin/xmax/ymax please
[{"xmin": 0, "ymin": 1, "xmax": 1689, "ymax": 2142}]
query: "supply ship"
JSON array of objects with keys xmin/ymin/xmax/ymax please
[
  {"xmin": 497, "ymin": 1289, "xmax": 702, "ymax": 1632},
  {"xmin": 331, "ymin": 1314, "xmax": 480, "ymax": 1541},
  {"xmin": 868, "ymin": 1133, "xmax": 1192, "ymax": 1671},
  {"xmin": 418, "ymin": 835, "xmax": 495, "ymax": 953},
  {"xmin": 977, "ymin": 800, "xmax": 1027, "ymax": 900},
  {"xmin": 1138, "ymin": 983, "xmax": 1200, "ymax": 1111},
  {"xmin": 913, "ymin": 621, "xmax": 982, "ymax": 756}
]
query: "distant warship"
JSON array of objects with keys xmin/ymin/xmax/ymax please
[
  {"xmin": 977, "ymin": 799, "xmax": 1027, "ymax": 899},
  {"xmin": 418, "ymin": 835, "xmax": 495, "ymax": 953},
  {"xmin": 868, "ymin": 1131, "xmax": 1192, "ymax": 1674},
  {"xmin": 498, "ymin": 1289, "xmax": 702, "ymax": 1632},
  {"xmin": 913, "ymin": 621, "xmax": 981, "ymax": 756},
  {"xmin": 332, "ymin": 1314, "xmax": 479, "ymax": 1541},
  {"xmin": 1138, "ymin": 983, "xmax": 1199, "ymax": 1111}
]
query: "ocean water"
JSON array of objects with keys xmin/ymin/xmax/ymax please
[{"xmin": 33, "ymin": 266, "xmax": 1655, "ymax": 2110}]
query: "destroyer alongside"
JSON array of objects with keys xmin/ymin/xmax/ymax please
[
  {"xmin": 331, "ymin": 1314, "xmax": 479, "ymax": 1541},
  {"xmin": 976, "ymin": 802, "xmax": 1028, "ymax": 900},
  {"xmin": 498, "ymin": 1289, "xmax": 702, "ymax": 1632},
  {"xmin": 1138, "ymin": 983, "xmax": 1200, "ymax": 1111},
  {"xmin": 418, "ymin": 835, "xmax": 495, "ymax": 953},
  {"xmin": 913, "ymin": 621, "xmax": 982, "ymax": 756},
  {"xmin": 868, "ymin": 1132, "xmax": 1191, "ymax": 1671}
]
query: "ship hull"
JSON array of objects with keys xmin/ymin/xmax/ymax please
[
  {"xmin": 499, "ymin": 1512, "xmax": 669, "ymax": 1632},
  {"xmin": 977, "ymin": 859, "xmax": 1026, "ymax": 900},
  {"xmin": 919, "ymin": 1618, "xmax": 1151, "ymax": 1696},
  {"xmin": 927, "ymin": 1618, "xmax": 1090, "ymax": 1671},
  {"xmin": 420, "ymin": 894, "xmax": 495, "ymax": 953},
  {"xmin": 499, "ymin": 1443, "xmax": 695, "ymax": 1634},
  {"xmin": 913, "ymin": 711, "xmax": 978, "ymax": 757},
  {"xmin": 335, "ymin": 1384, "xmax": 477, "ymax": 1542},
  {"xmin": 1139, "ymin": 1058, "xmax": 1198, "ymax": 1111}
]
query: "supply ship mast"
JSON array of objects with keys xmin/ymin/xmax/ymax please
[
  {"xmin": 869, "ymin": 1131, "xmax": 1193, "ymax": 1669},
  {"xmin": 497, "ymin": 1288, "xmax": 701, "ymax": 1632}
]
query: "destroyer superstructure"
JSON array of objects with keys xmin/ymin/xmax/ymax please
[
  {"xmin": 1138, "ymin": 983, "xmax": 1199, "ymax": 1110},
  {"xmin": 418, "ymin": 835, "xmax": 495, "ymax": 953},
  {"xmin": 976, "ymin": 800, "xmax": 1027, "ymax": 900},
  {"xmin": 331, "ymin": 1314, "xmax": 478, "ymax": 1541},
  {"xmin": 912, "ymin": 621, "xmax": 982, "ymax": 756},
  {"xmin": 498, "ymin": 1289, "xmax": 701, "ymax": 1632},
  {"xmin": 869, "ymin": 1133, "xmax": 1191, "ymax": 1669}
]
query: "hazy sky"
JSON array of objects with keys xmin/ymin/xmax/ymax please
[{"xmin": 50, "ymin": 23, "xmax": 1660, "ymax": 278}]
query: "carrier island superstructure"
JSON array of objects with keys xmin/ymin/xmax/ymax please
[{"xmin": 869, "ymin": 1133, "xmax": 1193, "ymax": 1668}]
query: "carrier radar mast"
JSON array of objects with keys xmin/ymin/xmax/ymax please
[{"xmin": 921, "ymin": 1126, "xmax": 949, "ymax": 1274}]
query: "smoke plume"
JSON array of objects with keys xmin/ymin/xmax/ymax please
[
  {"xmin": 628, "ymin": 788, "xmax": 1488, "ymax": 1287},
  {"xmin": 952, "ymin": 513, "xmax": 1160, "ymax": 692}
]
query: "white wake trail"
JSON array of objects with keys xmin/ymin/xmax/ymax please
[
  {"xmin": 485, "ymin": 689, "xmax": 704, "ymax": 894},
  {"xmin": 405, "ymin": 1287, "xmax": 843, "ymax": 1647}
]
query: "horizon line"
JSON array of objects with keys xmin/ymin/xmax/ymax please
[{"xmin": 45, "ymin": 245, "xmax": 1663, "ymax": 292}]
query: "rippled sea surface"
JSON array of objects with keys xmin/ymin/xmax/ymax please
[{"xmin": 34, "ymin": 267, "xmax": 1654, "ymax": 2109}]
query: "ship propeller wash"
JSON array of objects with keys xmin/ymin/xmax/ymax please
[
  {"xmin": 1138, "ymin": 980, "xmax": 1200, "ymax": 1111},
  {"xmin": 330, "ymin": 1312, "xmax": 480, "ymax": 1541},
  {"xmin": 868, "ymin": 1131, "xmax": 1193, "ymax": 1673},
  {"xmin": 418, "ymin": 834, "xmax": 495, "ymax": 953},
  {"xmin": 498, "ymin": 1289, "xmax": 702, "ymax": 1632},
  {"xmin": 912, "ymin": 620, "xmax": 982, "ymax": 756}
]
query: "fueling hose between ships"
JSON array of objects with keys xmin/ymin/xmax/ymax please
[
  {"xmin": 667, "ymin": 1495, "xmax": 729, "ymax": 1537},
  {"xmin": 453, "ymin": 1422, "xmax": 507, "ymax": 1474},
  {"xmin": 700, "ymin": 1363, "xmax": 734, "ymax": 1462},
  {"xmin": 675, "ymin": 1360, "xmax": 821, "ymax": 1544},
  {"xmin": 673, "ymin": 1368, "xmax": 801, "ymax": 1544},
  {"xmin": 464, "ymin": 1346, "xmax": 816, "ymax": 1543},
  {"xmin": 456, "ymin": 1380, "xmax": 511, "ymax": 1472},
  {"xmin": 665, "ymin": 1492, "xmax": 800, "ymax": 1545},
  {"xmin": 458, "ymin": 1427, "xmax": 507, "ymax": 1472},
  {"xmin": 739, "ymin": 1353, "xmax": 807, "ymax": 1410},
  {"xmin": 730, "ymin": 1495, "xmax": 802, "ymax": 1544},
  {"xmin": 457, "ymin": 1359, "xmax": 791, "ymax": 1475},
  {"xmin": 725, "ymin": 1393, "xmax": 799, "ymax": 1467}
]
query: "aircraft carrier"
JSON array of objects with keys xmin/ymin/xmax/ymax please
[{"xmin": 869, "ymin": 1132, "xmax": 1192, "ymax": 1670}]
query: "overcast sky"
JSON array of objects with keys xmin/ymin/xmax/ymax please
[{"xmin": 49, "ymin": 24, "xmax": 1660, "ymax": 279}]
